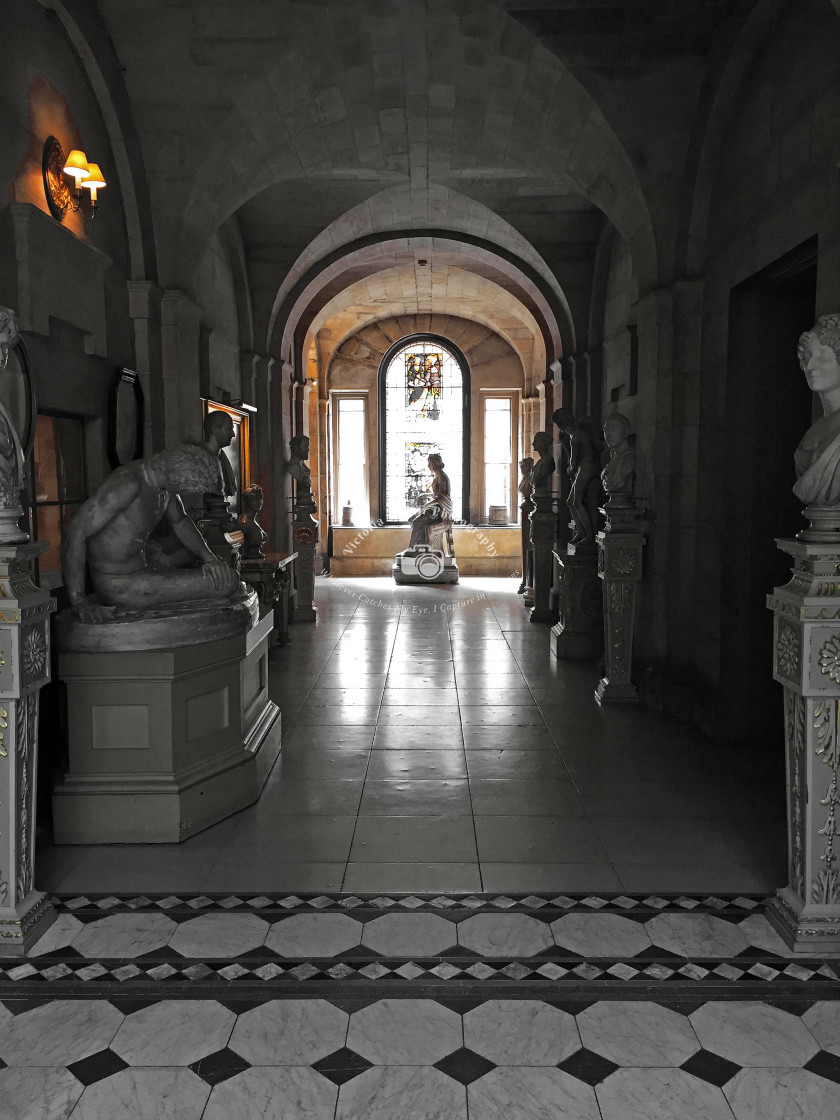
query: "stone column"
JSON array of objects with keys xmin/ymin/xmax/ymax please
[
  {"xmin": 529, "ymin": 492, "xmax": 555, "ymax": 624},
  {"xmin": 161, "ymin": 290, "xmax": 203, "ymax": 445},
  {"xmin": 127, "ymin": 280, "xmax": 164, "ymax": 454},
  {"xmin": 0, "ymin": 540, "xmax": 56, "ymax": 953},
  {"xmin": 766, "ymin": 530, "xmax": 840, "ymax": 952},
  {"xmin": 595, "ymin": 501, "xmax": 646, "ymax": 703}
]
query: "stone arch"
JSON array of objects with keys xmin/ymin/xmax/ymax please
[{"xmin": 168, "ymin": 0, "xmax": 657, "ymax": 293}]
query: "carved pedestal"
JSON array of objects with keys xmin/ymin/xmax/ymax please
[
  {"xmin": 292, "ymin": 497, "xmax": 319, "ymax": 624},
  {"xmin": 766, "ymin": 534, "xmax": 840, "ymax": 953},
  {"xmin": 518, "ymin": 497, "xmax": 534, "ymax": 599},
  {"xmin": 0, "ymin": 541, "xmax": 56, "ymax": 953},
  {"xmin": 242, "ymin": 552, "xmax": 296, "ymax": 645},
  {"xmin": 529, "ymin": 493, "xmax": 556, "ymax": 624},
  {"xmin": 595, "ymin": 502, "xmax": 645, "ymax": 703},
  {"xmin": 551, "ymin": 544, "xmax": 602, "ymax": 659}
]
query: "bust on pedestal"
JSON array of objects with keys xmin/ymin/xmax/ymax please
[
  {"xmin": 287, "ymin": 434, "xmax": 319, "ymax": 621},
  {"xmin": 595, "ymin": 413, "xmax": 645, "ymax": 703},
  {"xmin": 766, "ymin": 314, "xmax": 840, "ymax": 954},
  {"xmin": 52, "ymin": 442, "xmax": 280, "ymax": 844},
  {"xmin": 550, "ymin": 408, "xmax": 604, "ymax": 659},
  {"xmin": 0, "ymin": 307, "xmax": 56, "ymax": 953},
  {"xmin": 527, "ymin": 433, "xmax": 555, "ymax": 623},
  {"xmin": 518, "ymin": 456, "xmax": 534, "ymax": 598}
]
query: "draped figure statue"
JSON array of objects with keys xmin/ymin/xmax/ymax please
[{"xmin": 408, "ymin": 453, "xmax": 453, "ymax": 549}]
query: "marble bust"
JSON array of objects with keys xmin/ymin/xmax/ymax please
[
  {"xmin": 0, "ymin": 306, "xmax": 18, "ymax": 371},
  {"xmin": 529, "ymin": 432, "xmax": 555, "ymax": 493},
  {"xmin": 601, "ymin": 412, "xmax": 635, "ymax": 500},
  {"xmin": 200, "ymin": 410, "xmax": 236, "ymax": 497},
  {"xmin": 239, "ymin": 484, "xmax": 267, "ymax": 559},
  {"xmin": 519, "ymin": 456, "xmax": 534, "ymax": 499},
  {"xmin": 64, "ymin": 445, "xmax": 240, "ymax": 623},
  {"xmin": 287, "ymin": 434, "xmax": 312, "ymax": 495},
  {"xmin": 0, "ymin": 307, "xmax": 27, "ymax": 541},
  {"xmin": 794, "ymin": 314, "xmax": 840, "ymax": 506}
]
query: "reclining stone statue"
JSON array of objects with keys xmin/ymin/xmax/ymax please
[{"xmin": 64, "ymin": 444, "xmax": 241, "ymax": 623}]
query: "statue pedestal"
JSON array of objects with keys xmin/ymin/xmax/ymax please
[
  {"xmin": 0, "ymin": 540, "xmax": 57, "ymax": 954},
  {"xmin": 518, "ymin": 497, "xmax": 534, "ymax": 598},
  {"xmin": 529, "ymin": 493, "xmax": 556, "ymax": 624},
  {"xmin": 242, "ymin": 553, "xmax": 296, "ymax": 646},
  {"xmin": 292, "ymin": 497, "xmax": 319, "ymax": 624},
  {"xmin": 595, "ymin": 501, "xmax": 645, "ymax": 703},
  {"xmin": 551, "ymin": 543, "xmax": 602, "ymax": 659},
  {"xmin": 766, "ymin": 534, "xmax": 840, "ymax": 953},
  {"xmin": 52, "ymin": 608, "xmax": 281, "ymax": 844}
]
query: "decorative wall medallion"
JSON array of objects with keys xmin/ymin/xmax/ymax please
[
  {"xmin": 22, "ymin": 627, "xmax": 46, "ymax": 680},
  {"xmin": 612, "ymin": 549, "xmax": 635, "ymax": 576},
  {"xmin": 776, "ymin": 625, "xmax": 800, "ymax": 678},
  {"xmin": 818, "ymin": 635, "xmax": 840, "ymax": 682},
  {"xmin": 42, "ymin": 136, "xmax": 71, "ymax": 221}
]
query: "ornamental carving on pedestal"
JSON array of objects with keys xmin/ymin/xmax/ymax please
[
  {"xmin": 776, "ymin": 626, "xmax": 799, "ymax": 679},
  {"xmin": 812, "ymin": 698, "xmax": 840, "ymax": 905},
  {"xmin": 22, "ymin": 627, "xmax": 46, "ymax": 681},
  {"xmin": 818, "ymin": 635, "xmax": 840, "ymax": 683},
  {"xmin": 15, "ymin": 694, "xmax": 37, "ymax": 899},
  {"xmin": 611, "ymin": 550, "xmax": 635, "ymax": 576},
  {"xmin": 784, "ymin": 690, "xmax": 806, "ymax": 899}
]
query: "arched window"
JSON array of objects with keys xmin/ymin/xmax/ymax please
[{"xmin": 378, "ymin": 335, "xmax": 469, "ymax": 523}]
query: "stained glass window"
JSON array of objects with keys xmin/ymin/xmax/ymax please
[{"xmin": 382, "ymin": 340, "xmax": 465, "ymax": 522}]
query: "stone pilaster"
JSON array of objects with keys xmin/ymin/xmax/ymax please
[
  {"xmin": 595, "ymin": 501, "xmax": 646, "ymax": 703},
  {"xmin": 0, "ymin": 541, "xmax": 56, "ymax": 953},
  {"xmin": 529, "ymin": 493, "xmax": 555, "ymax": 624},
  {"xmin": 160, "ymin": 290, "xmax": 203, "ymax": 445},
  {"xmin": 766, "ymin": 532, "xmax": 840, "ymax": 953},
  {"xmin": 127, "ymin": 280, "xmax": 164, "ymax": 454}
]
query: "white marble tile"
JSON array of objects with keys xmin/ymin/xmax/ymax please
[
  {"xmin": 645, "ymin": 913, "xmax": 749, "ymax": 958},
  {"xmin": 361, "ymin": 913, "xmax": 457, "ymax": 956},
  {"xmin": 203, "ymin": 1067, "xmax": 338, "ymax": 1120},
  {"xmin": 0, "ymin": 999, "xmax": 123, "ymax": 1066},
  {"xmin": 347, "ymin": 998, "xmax": 462, "ymax": 1065},
  {"xmin": 468, "ymin": 1067, "xmax": 600, "ymax": 1120},
  {"xmin": 27, "ymin": 913, "xmax": 84, "ymax": 957},
  {"xmin": 802, "ymin": 1000, "xmax": 840, "ymax": 1056},
  {"xmin": 110, "ymin": 1000, "xmax": 235, "ymax": 1066},
  {"xmin": 337, "ymin": 1066, "xmax": 467, "ymax": 1120},
  {"xmin": 456, "ymin": 914, "xmax": 553, "ymax": 957},
  {"xmin": 230, "ymin": 999, "xmax": 348, "ymax": 1064},
  {"xmin": 690, "ymin": 1002, "xmax": 819, "ymax": 1067},
  {"xmin": 0, "ymin": 1065, "xmax": 84, "ymax": 1120},
  {"xmin": 463, "ymin": 1000, "xmax": 580, "ymax": 1065},
  {"xmin": 551, "ymin": 913, "xmax": 652, "ymax": 957},
  {"xmin": 266, "ymin": 913, "xmax": 364, "ymax": 957},
  {"xmin": 168, "ymin": 913, "xmax": 269, "ymax": 957},
  {"xmin": 577, "ymin": 1001, "xmax": 700, "ymax": 1066},
  {"xmin": 726, "ymin": 1068, "xmax": 838, "ymax": 1120},
  {"xmin": 71, "ymin": 913, "xmax": 176, "ymax": 958},
  {"xmin": 597, "ymin": 1068, "xmax": 735, "ymax": 1120},
  {"xmin": 72, "ymin": 1068, "xmax": 210, "ymax": 1120},
  {"xmin": 737, "ymin": 914, "xmax": 795, "ymax": 957}
]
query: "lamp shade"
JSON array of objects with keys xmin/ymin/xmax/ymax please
[
  {"xmin": 82, "ymin": 164, "xmax": 106, "ymax": 190},
  {"xmin": 62, "ymin": 149, "xmax": 90, "ymax": 181}
]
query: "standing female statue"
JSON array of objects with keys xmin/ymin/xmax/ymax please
[{"xmin": 408, "ymin": 453, "xmax": 453, "ymax": 547}]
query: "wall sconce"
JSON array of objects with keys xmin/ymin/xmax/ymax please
[{"xmin": 42, "ymin": 136, "xmax": 107, "ymax": 221}]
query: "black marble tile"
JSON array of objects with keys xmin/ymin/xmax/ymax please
[
  {"xmin": 189, "ymin": 1047, "xmax": 251, "ymax": 1086},
  {"xmin": 805, "ymin": 1050, "xmax": 840, "ymax": 1086},
  {"xmin": 311, "ymin": 1047, "xmax": 373, "ymax": 1086},
  {"xmin": 434, "ymin": 1046, "xmax": 496, "ymax": 1085},
  {"xmin": 557, "ymin": 1047, "xmax": 619, "ymax": 1087},
  {"xmin": 67, "ymin": 1048, "xmax": 129, "ymax": 1086},
  {"xmin": 0, "ymin": 998, "xmax": 49, "ymax": 1015},
  {"xmin": 680, "ymin": 1049, "xmax": 741, "ymax": 1087},
  {"xmin": 107, "ymin": 998, "xmax": 158, "ymax": 1015}
]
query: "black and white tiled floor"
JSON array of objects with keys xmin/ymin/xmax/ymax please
[{"xmin": 3, "ymin": 894, "xmax": 839, "ymax": 1118}]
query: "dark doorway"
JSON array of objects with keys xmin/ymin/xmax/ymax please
[{"xmin": 721, "ymin": 239, "xmax": 817, "ymax": 742}]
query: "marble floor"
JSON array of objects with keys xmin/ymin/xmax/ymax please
[
  {"xmin": 3, "ymin": 894, "xmax": 839, "ymax": 1119},
  {"xmin": 37, "ymin": 576, "xmax": 787, "ymax": 896}
]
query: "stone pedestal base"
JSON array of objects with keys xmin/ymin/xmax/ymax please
[
  {"xmin": 0, "ymin": 891, "xmax": 56, "ymax": 957},
  {"xmin": 529, "ymin": 493, "xmax": 556, "ymax": 624},
  {"xmin": 765, "ymin": 889, "xmax": 840, "ymax": 955},
  {"xmin": 551, "ymin": 546, "xmax": 602, "ymax": 659},
  {"xmin": 52, "ymin": 611, "xmax": 280, "ymax": 844},
  {"xmin": 594, "ymin": 678, "xmax": 639, "ymax": 704}
]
